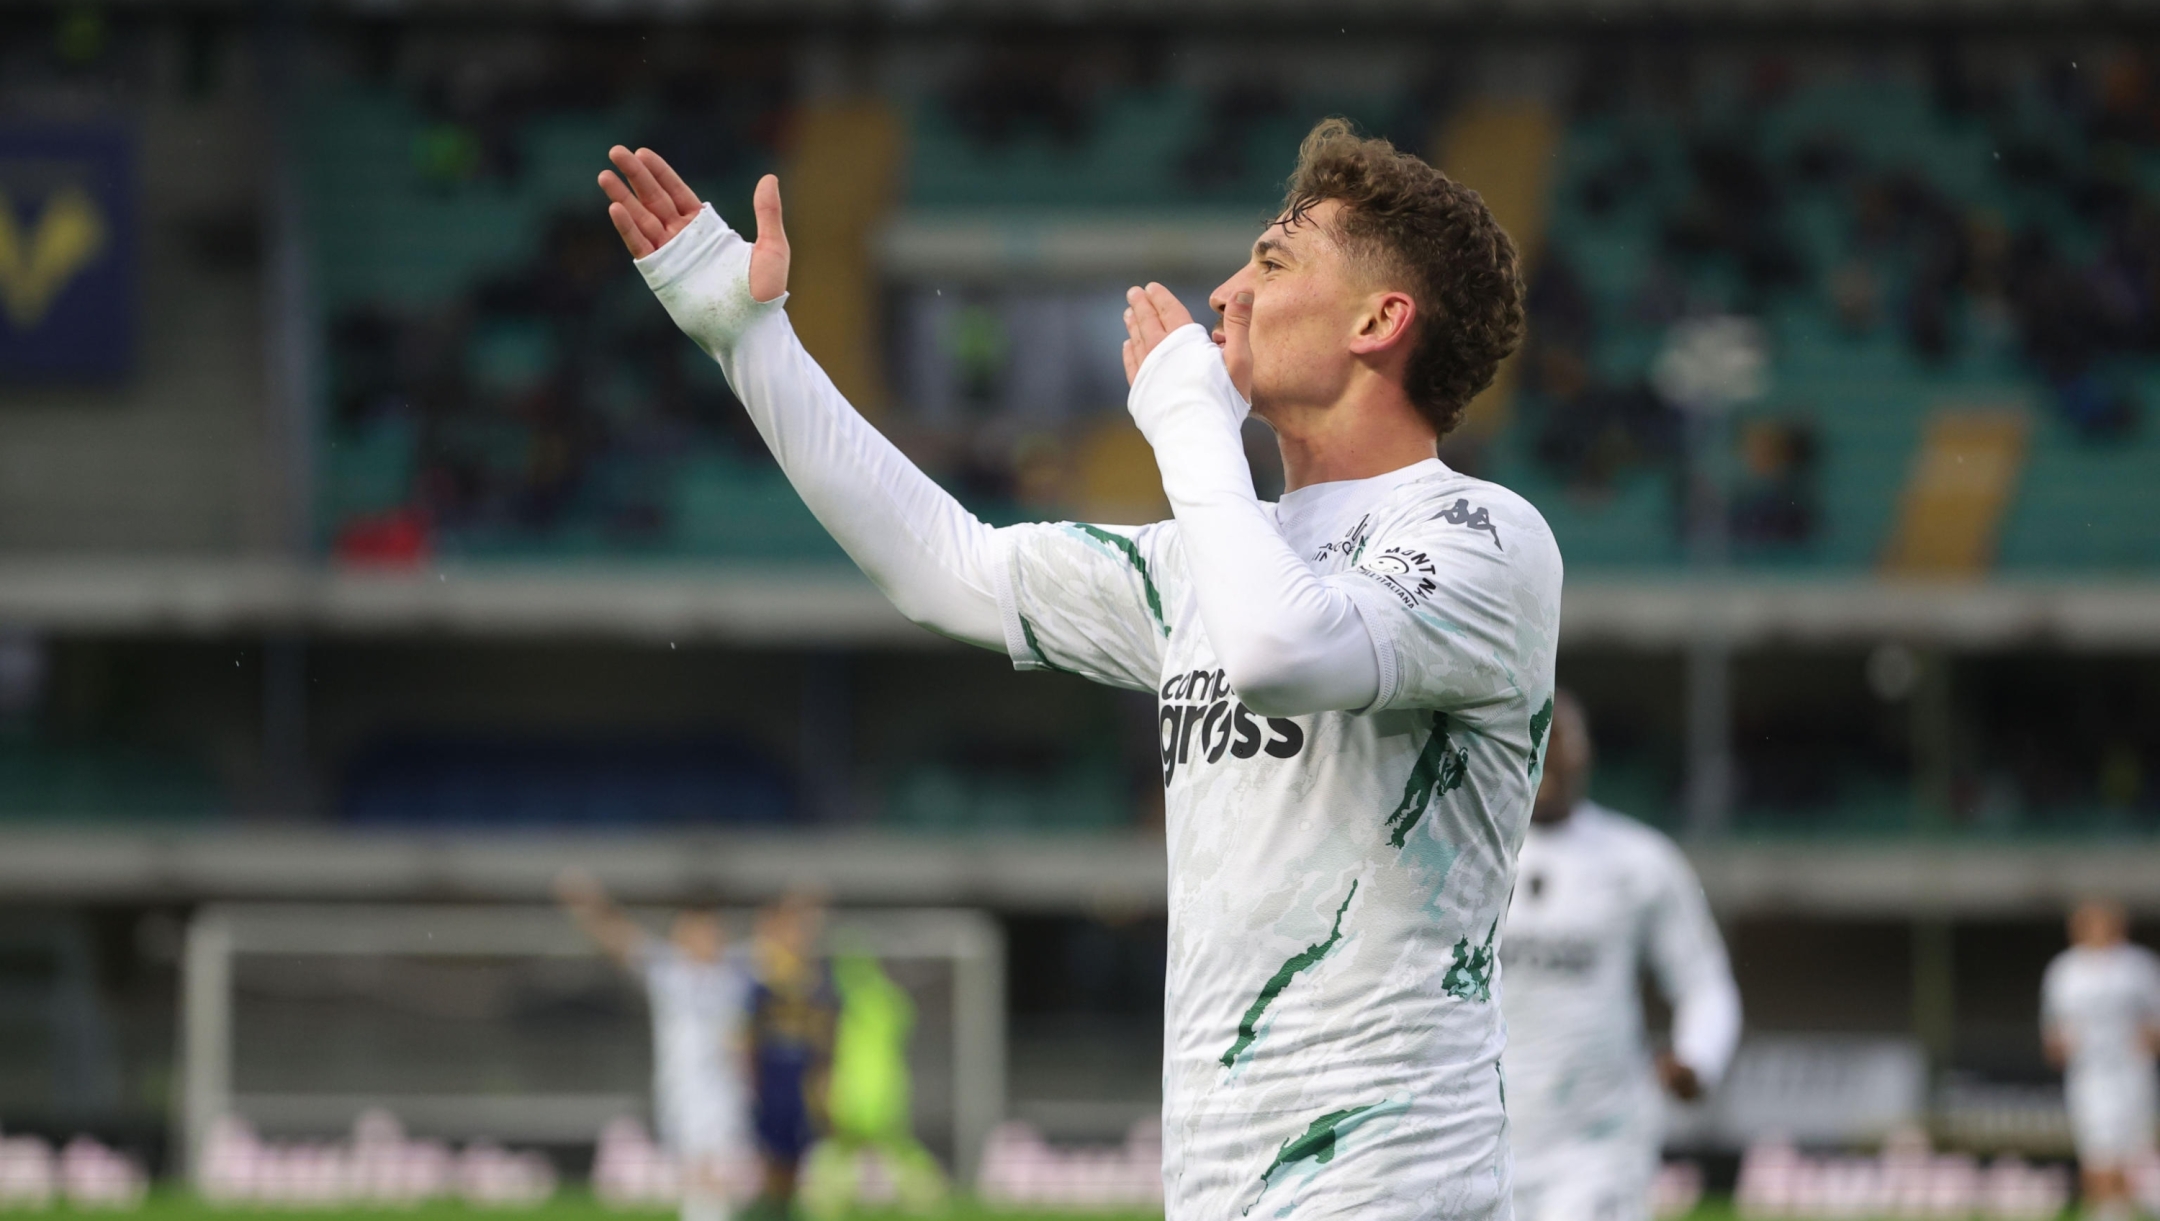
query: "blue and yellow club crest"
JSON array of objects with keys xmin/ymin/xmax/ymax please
[
  {"xmin": 0, "ymin": 125, "xmax": 135, "ymax": 380},
  {"xmin": 0, "ymin": 185, "xmax": 109, "ymax": 330}
]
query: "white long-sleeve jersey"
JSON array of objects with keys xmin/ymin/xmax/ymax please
[
  {"xmin": 2042, "ymin": 942, "xmax": 2160, "ymax": 1161},
  {"xmin": 637, "ymin": 937, "xmax": 753, "ymax": 1154},
  {"xmin": 636, "ymin": 205, "xmax": 1564, "ymax": 1219},
  {"xmin": 2043, "ymin": 942, "xmax": 2160, "ymax": 1080},
  {"xmin": 1499, "ymin": 802, "xmax": 1740, "ymax": 1157}
]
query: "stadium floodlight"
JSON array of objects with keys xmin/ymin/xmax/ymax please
[{"xmin": 178, "ymin": 903, "xmax": 1005, "ymax": 1185}]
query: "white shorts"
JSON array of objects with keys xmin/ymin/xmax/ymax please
[
  {"xmin": 2069, "ymin": 1069, "xmax": 2157, "ymax": 1165},
  {"xmin": 1512, "ymin": 1132, "xmax": 1657, "ymax": 1221},
  {"xmin": 658, "ymin": 1088, "xmax": 749, "ymax": 1159}
]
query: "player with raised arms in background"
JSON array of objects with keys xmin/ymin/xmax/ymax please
[
  {"xmin": 598, "ymin": 116, "xmax": 1560, "ymax": 1218},
  {"xmin": 1499, "ymin": 689, "xmax": 1742, "ymax": 1221},
  {"xmin": 2043, "ymin": 898, "xmax": 2160, "ymax": 1221},
  {"xmin": 557, "ymin": 870, "xmax": 754, "ymax": 1221}
]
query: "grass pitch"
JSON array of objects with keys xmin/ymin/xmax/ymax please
[
  {"xmin": 102, "ymin": 1196, "xmax": 1164, "ymax": 1221},
  {"xmin": 54, "ymin": 1194, "xmax": 1830, "ymax": 1221}
]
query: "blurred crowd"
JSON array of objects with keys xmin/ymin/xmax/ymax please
[
  {"xmin": 324, "ymin": 32, "xmax": 792, "ymax": 562},
  {"xmin": 1522, "ymin": 48, "xmax": 2160, "ymax": 541}
]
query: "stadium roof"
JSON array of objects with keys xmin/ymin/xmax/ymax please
[
  {"xmin": 6, "ymin": 557, "xmax": 2160, "ymax": 649},
  {"xmin": 105, "ymin": 0, "xmax": 2157, "ymax": 22},
  {"xmin": 2, "ymin": 825, "xmax": 2156, "ymax": 916}
]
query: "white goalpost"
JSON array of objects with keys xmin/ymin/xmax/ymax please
[{"xmin": 177, "ymin": 903, "xmax": 1006, "ymax": 1185}]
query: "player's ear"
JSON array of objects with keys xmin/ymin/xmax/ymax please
[{"xmin": 1350, "ymin": 291, "xmax": 1416, "ymax": 356}]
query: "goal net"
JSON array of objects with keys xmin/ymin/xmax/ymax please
[{"xmin": 178, "ymin": 903, "xmax": 1004, "ymax": 1187}]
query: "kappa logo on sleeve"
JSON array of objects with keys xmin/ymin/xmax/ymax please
[
  {"xmin": 1355, "ymin": 545, "xmax": 1439, "ymax": 608},
  {"xmin": 1430, "ymin": 498, "xmax": 1504, "ymax": 551}
]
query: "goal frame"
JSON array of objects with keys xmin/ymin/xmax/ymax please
[{"xmin": 178, "ymin": 902, "xmax": 1005, "ymax": 1183}]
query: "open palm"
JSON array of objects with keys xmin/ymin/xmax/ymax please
[{"xmin": 597, "ymin": 145, "xmax": 790, "ymax": 303}]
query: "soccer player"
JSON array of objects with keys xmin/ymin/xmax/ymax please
[
  {"xmin": 2043, "ymin": 898, "xmax": 2160, "ymax": 1221},
  {"xmin": 745, "ymin": 891, "xmax": 836, "ymax": 1221},
  {"xmin": 557, "ymin": 869, "xmax": 752, "ymax": 1221},
  {"xmin": 1498, "ymin": 690, "xmax": 1741, "ymax": 1221},
  {"xmin": 800, "ymin": 948, "xmax": 950, "ymax": 1217},
  {"xmin": 599, "ymin": 117, "xmax": 1559, "ymax": 1218}
]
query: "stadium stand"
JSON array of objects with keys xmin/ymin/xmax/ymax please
[
  {"xmin": 1500, "ymin": 51, "xmax": 2160, "ymax": 574},
  {"xmin": 339, "ymin": 734, "xmax": 792, "ymax": 829},
  {"xmin": 307, "ymin": 44, "xmax": 2160, "ymax": 579},
  {"xmin": 0, "ymin": 736, "xmax": 221, "ymax": 824},
  {"xmin": 0, "ymin": 31, "xmax": 2141, "ymax": 837},
  {"xmin": 305, "ymin": 42, "xmax": 840, "ymax": 562}
]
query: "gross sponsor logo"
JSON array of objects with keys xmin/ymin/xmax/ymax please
[{"xmin": 1158, "ymin": 667, "xmax": 1304, "ymax": 785}]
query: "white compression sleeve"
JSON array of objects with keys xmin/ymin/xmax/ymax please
[
  {"xmin": 1649, "ymin": 854, "xmax": 1743, "ymax": 1088},
  {"xmin": 1671, "ymin": 970, "xmax": 1743, "ymax": 1088},
  {"xmin": 635, "ymin": 205, "xmax": 1005, "ymax": 649},
  {"xmin": 1125, "ymin": 324, "xmax": 1381, "ymax": 715}
]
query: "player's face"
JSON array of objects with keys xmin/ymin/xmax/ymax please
[
  {"xmin": 1531, "ymin": 696, "xmax": 1591, "ymax": 824},
  {"xmin": 2070, "ymin": 901, "xmax": 2127, "ymax": 948},
  {"xmin": 1212, "ymin": 201, "xmax": 1369, "ymax": 419},
  {"xmin": 674, "ymin": 911, "xmax": 725, "ymax": 962}
]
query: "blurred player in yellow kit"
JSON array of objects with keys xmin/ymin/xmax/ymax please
[{"xmin": 745, "ymin": 891, "xmax": 836, "ymax": 1221}]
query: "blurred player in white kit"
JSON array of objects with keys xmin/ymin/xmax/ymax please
[
  {"xmin": 1499, "ymin": 690, "xmax": 1741, "ymax": 1221},
  {"xmin": 2043, "ymin": 898, "xmax": 2160, "ymax": 1221},
  {"xmin": 559, "ymin": 870, "xmax": 752, "ymax": 1221}
]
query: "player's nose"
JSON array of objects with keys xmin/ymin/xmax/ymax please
[{"xmin": 1207, "ymin": 274, "xmax": 1238, "ymax": 319}]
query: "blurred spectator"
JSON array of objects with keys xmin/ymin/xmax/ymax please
[
  {"xmin": 945, "ymin": 43, "xmax": 1102, "ymax": 150},
  {"xmin": 1522, "ymin": 256, "xmax": 1682, "ymax": 494},
  {"xmin": 1662, "ymin": 136, "xmax": 1806, "ymax": 300},
  {"xmin": 1829, "ymin": 260, "xmax": 1879, "ymax": 336},
  {"xmin": 1549, "ymin": 49, "xmax": 2160, "ymax": 456},
  {"xmin": 333, "ymin": 508, "xmax": 432, "ymax": 567},
  {"xmin": 1180, "ymin": 79, "xmax": 1289, "ymax": 193},
  {"xmin": 1577, "ymin": 143, "xmax": 1653, "ymax": 219},
  {"xmin": 324, "ymin": 204, "xmax": 762, "ymax": 551},
  {"xmin": 1729, "ymin": 415, "xmax": 1821, "ymax": 548}
]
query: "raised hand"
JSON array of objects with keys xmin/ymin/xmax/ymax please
[
  {"xmin": 552, "ymin": 865, "xmax": 608, "ymax": 910},
  {"xmin": 598, "ymin": 146, "xmax": 701, "ymax": 256},
  {"xmin": 1123, "ymin": 282, "xmax": 1249, "ymax": 398},
  {"xmin": 1655, "ymin": 1050, "xmax": 1704, "ymax": 1102},
  {"xmin": 1121, "ymin": 282, "xmax": 1197, "ymax": 384},
  {"xmin": 598, "ymin": 147, "xmax": 790, "ymax": 302}
]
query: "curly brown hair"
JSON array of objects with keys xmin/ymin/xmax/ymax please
[{"xmin": 1281, "ymin": 118, "xmax": 1525, "ymax": 438}]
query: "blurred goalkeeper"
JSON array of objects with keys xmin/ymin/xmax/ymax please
[
  {"xmin": 558, "ymin": 869, "xmax": 751, "ymax": 1221},
  {"xmin": 1499, "ymin": 690, "xmax": 1741, "ymax": 1221}
]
